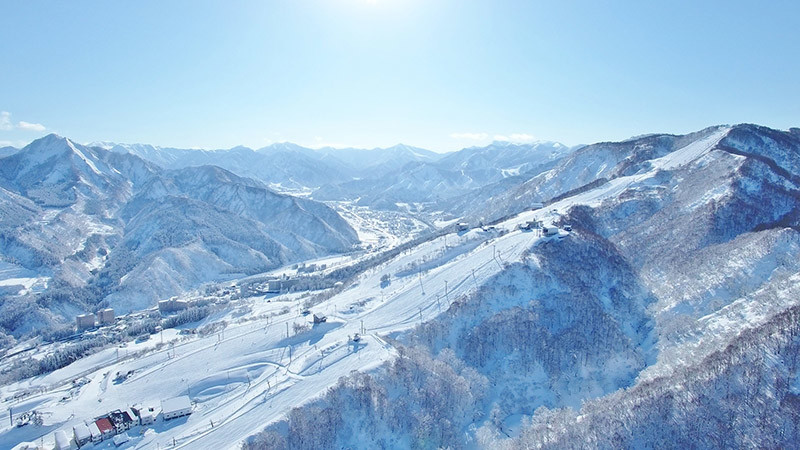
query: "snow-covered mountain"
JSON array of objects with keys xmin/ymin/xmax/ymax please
[
  {"xmin": 314, "ymin": 143, "xmax": 442, "ymax": 178},
  {"xmin": 4, "ymin": 124, "xmax": 800, "ymax": 450},
  {"xmin": 0, "ymin": 134, "xmax": 359, "ymax": 331},
  {"xmin": 106, "ymin": 143, "xmax": 350, "ymax": 190}
]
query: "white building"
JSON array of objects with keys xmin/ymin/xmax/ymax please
[
  {"xmin": 76, "ymin": 313, "xmax": 96, "ymax": 331},
  {"xmin": 125, "ymin": 408, "xmax": 139, "ymax": 426},
  {"xmin": 542, "ymin": 226, "xmax": 559, "ymax": 236},
  {"xmin": 97, "ymin": 308, "xmax": 115, "ymax": 325},
  {"xmin": 54, "ymin": 430, "xmax": 76, "ymax": 450},
  {"xmin": 88, "ymin": 422, "xmax": 102, "ymax": 443},
  {"xmin": 139, "ymin": 408, "xmax": 155, "ymax": 425},
  {"xmin": 113, "ymin": 433, "xmax": 130, "ymax": 447},
  {"xmin": 161, "ymin": 395, "xmax": 192, "ymax": 420},
  {"xmin": 72, "ymin": 423, "xmax": 91, "ymax": 447}
]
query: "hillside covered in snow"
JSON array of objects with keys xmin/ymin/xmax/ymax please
[
  {"xmin": 0, "ymin": 135, "xmax": 359, "ymax": 336},
  {"xmin": 2, "ymin": 124, "xmax": 800, "ymax": 450}
]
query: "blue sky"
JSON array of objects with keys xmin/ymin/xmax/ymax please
[{"xmin": 1, "ymin": 0, "xmax": 798, "ymax": 151}]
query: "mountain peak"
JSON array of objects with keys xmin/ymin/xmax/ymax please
[
  {"xmin": 31, "ymin": 132, "xmax": 67, "ymax": 145},
  {"xmin": 21, "ymin": 133, "xmax": 73, "ymax": 157}
]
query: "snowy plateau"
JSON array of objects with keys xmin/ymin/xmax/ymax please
[{"xmin": 1, "ymin": 124, "xmax": 800, "ymax": 449}]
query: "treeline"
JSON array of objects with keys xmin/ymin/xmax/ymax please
[
  {"xmin": 0, "ymin": 303, "xmax": 217, "ymax": 384},
  {"xmin": 244, "ymin": 345, "xmax": 489, "ymax": 450}
]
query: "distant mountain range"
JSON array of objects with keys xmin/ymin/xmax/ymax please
[
  {"xmin": 98, "ymin": 141, "xmax": 443, "ymax": 190},
  {"xmin": 101, "ymin": 139, "xmax": 578, "ymax": 213}
]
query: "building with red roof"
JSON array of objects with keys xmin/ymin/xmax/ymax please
[{"xmin": 94, "ymin": 417, "xmax": 115, "ymax": 439}]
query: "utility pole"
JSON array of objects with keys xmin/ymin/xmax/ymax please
[
  {"xmin": 419, "ymin": 272, "xmax": 424, "ymax": 294},
  {"xmin": 286, "ymin": 322, "xmax": 289, "ymax": 338}
]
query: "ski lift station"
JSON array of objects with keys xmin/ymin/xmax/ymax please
[{"xmin": 542, "ymin": 226, "xmax": 560, "ymax": 236}]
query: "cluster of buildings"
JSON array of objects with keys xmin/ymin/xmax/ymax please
[
  {"xmin": 52, "ymin": 395, "xmax": 191, "ymax": 449},
  {"xmin": 75, "ymin": 308, "xmax": 115, "ymax": 331},
  {"xmin": 54, "ymin": 407, "xmax": 145, "ymax": 449}
]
